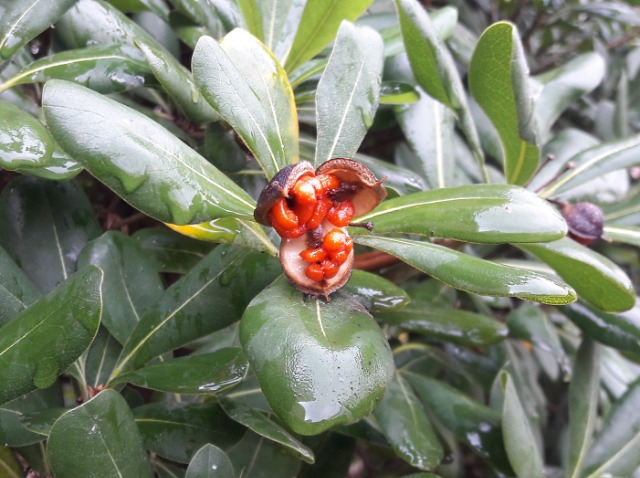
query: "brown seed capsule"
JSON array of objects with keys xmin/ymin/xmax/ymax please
[
  {"xmin": 255, "ymin": 159, "xmax": 386, "ymax": 298},
  {"xmin": 561, "ymin": 202, "xmax": 604, "ymax": 245}
]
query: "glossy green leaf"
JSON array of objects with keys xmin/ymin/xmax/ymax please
[
  {"xmin": 0, "ymin": 0, "xmax": 77, "ymax": 60},
  {"xmin": 0, "ymin": 266, "xmax": 102, "ymax": 405},
  {"xmin": 78, "ymin": 231, "xmax": 163, "ymax": 345},
  {"xmin": 238, "ymin": 0, "xmax": 264, "ymax": 41},
  {"xmin": 111, "ymin": 246, "xmax": 280, "ymax": 376},
  {"xmin": 395, "ymin": 0, "xmax": 486, "ymax": 176},
  {"xmin": 355, "ymin": 236, "xmax": 576, "ymax": 305},
  {"xmin": 500, "ymin": 371, "xmax": 545, "ymax": 478},
  {"xmin": 603, "ymin": 225, "xmax": 640, "ymax": 247},
  {"xmin": 603, "ymin": 188, "xmax": 640, "ymax": 226},
  {"xmin": 380, "ymin": 82, "xmax": 420, "ymax": 105},
  {"xmin": 20, "ymin": 407, "xmax": 67, "ymax": 438},
  {"xmin": 166, "ymin": 219, "xmax": 278, "ymax": 256},
  {"xmin": 134, "ymin": 402, "xmax": 244, "ymax": 464},
  {"xmin": 48, "ymin": 389, "xmax": 152, "ymax": 478},
  {"xmin": 192, "ymin": 30, "xmax": 298, "ymax": 179},
  {"xmin": 518, "ymin": 237, "xmax": 635, "ymax": 312},
  {"xmin": 0, "ymin": 245, "xmax": 40, "ymax": 327},
  {"xmin": 405, "ymin": 372, "xmax": 513, "ymax": 475},
  {"xmin": 373, "ymin": 373, "xmax": 443, "ymax": 470},
  {"xmin": 469, "ymin": 22, "xmax": 539, "ymax": 185},
  {"xmin": 219, "ymin": 397, "xmax": 315, "ymax": 464},
  {"xmin": 0, "ymin": 446, "xmax": 20, "ymax": 478},
  {"xmin": 339, "ymin": 270, "xmax": 409, "ymax": 313},
  {"xmin": 43, "ymin": 80, "xmax": 255, "ymax": 224},
  {"xmin": 283, "ymin": 0, "xmax": 373, "ymax": 73},
  {"xmin": 240, "ymin": 275, "xmax": 394, "ymax": 435},
  {"xmin": 561, "ymin": 302, "xmax": 640, "ymax": 358},
  {"xmin": 583, "ymin": 378, "xmax": 640, "ymax": 478},
  {"xmin": 84, "ymin": 327, "xmax": 122, "ymax": 388},
  {"xmin": 567, "ymin": 338, "xmax": 600, "ymax": 478},
  {"xmin": 355, "ymin": 184, "xmax": 567, "ymax": 243},
  {"xmin": 186, "ymin": 444, "xmax": 235, "ymax": 478},
  {"xmin": 0, "ymin": 45, "xmax": 152, "ymax": 94},
  {"xmin": 380, "ymin": 306, "xmax": 508, "ymax": 347},
  {"xmin": 112, "ymin": 348, "xmax": 248, "ymax": 394},
  {"xmin": 539, "ymin": 133, "xmax": 640, "ymax": 198},
  {"xmin": 0, "ymin": 177, "xmax": 101, "ymax": 293},
  {"xmin": 227, "ymin": 431, "xmax": 301, "ymax": 478},
  {"xmin": 314, "ymin": 21, "xmax": 383, "ymax": 166},
  {"xmin": 132, "ymin": 227, "xmax": 214, "ymax": 274},
  {"xmin": 534, "ymin": 53, "xmax": 605, "ymax": 142}
]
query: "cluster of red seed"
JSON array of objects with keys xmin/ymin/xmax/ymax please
[{"xmin": 268, "ymin": 174, "xmax": 356, "ymax": 283}]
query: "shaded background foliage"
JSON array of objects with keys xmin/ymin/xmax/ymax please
[{"xmin": 1, "ymin": 0, "xmax": 640, "ymax": 477}]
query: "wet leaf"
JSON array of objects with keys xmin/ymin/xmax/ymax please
[
  {"xmin": 519, "ymin": 237, "xmax": 635, "ymax": 312},
  {"xmin": 111, "ymin": 348, "xmax": 248, "ymax": 394},
  {"xmin": 314, "ymin": 21, "xmax": 383, "ymax": 166},
  {"xmin": 603, "ymin": 225, "xmax": 640, "ymax": 247},
  {"xmin": 227, "ymin": 431, "xmax": 301, "ymax": 478},
  {"xmin": 355, "ymin": 236, "xmax": 576, "ymax": 305},
  {"xmin": 0, "ymin": 266, "xmax": 102, "ymax": 405},
  {"xmin": 469, "ymin": 22, "xmax": 539, "ymax": 185},
  {"xmin": 240, "ymin": 276, "xmax": 394, "ymax": 435},
  {"xmin": 84, "ymin": 327, "xmax": 122, "ymax": 388},
  {"xmin": 219, "ymin": 397, "xmax": 315, "ymax": 463},
  {"xmin": 192, "ymin": 30, "xmax": 298, "ymax": 179},
  {"xmin": 43, "ymin": 80, "xmax": 256, "ymax": 224},
  {"xmin": 380, "ymin": 82, "xmax": 420, "ymax": 104},
  {"xmin": 0, "ymin": 245, "xmax": 40, "ymax": 327},
  {"xmin": 339, "ymin": 270, "xmax": 410, "ymax": 313},
  {"xmin": 186, "ymin": 444, "xmax": 235, "ymax": 478},
  {"xmin": 48, "ymin": 389, "xmax": 152, "ymax": 478},
  {"xmin": 355, "ymin": 184, "xmax": 567, "ymax": 243},
  {"xmin": 373, "ymin": 372, "xmax": 443, "ymax": 470}
]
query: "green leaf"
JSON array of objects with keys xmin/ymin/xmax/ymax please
[
  {"xmin": 283, "ymin": 0, "xmax": 373, "ymax": 73},
  {"xmin": 355, "ymin": 184, "xmax": 567, "ymax": 243},
  {"xmin": 134, "ymin": 402, "xmax": 244, "ymax": 464},
  {"xmin": 583, "ymin": 378, "xmax": 640, "ymax": 478},
  {"xmin": 518, "ymin": 237, "xmax": 635, "ymax": 312},
  {"xmin": 0, "ymin": 45, "xmax": 152, "ymax": 94},
  {"xmin": 0, "ymin": 245, "xmax": 40, "ymax": 327},
  {"xmin": 405, "ymin": 372, "xmax": 513, "ymax": 475},
  {"xmin": 0, "ymin": 0, "xmax": 77, "ymax": 59},
  {"xmin": 238, "ymin": 0, "xmax": 264, "ymax": 41},
  {"xmin": 561, "ymin": 302, "xmax": 640, "ymax": 358},
  {"xmin": 78, "ymin": 231, "xmax": 163, "ymax": 345},
  {"xmin": 42, "ymin": 80, "xmax": 255, "ymax": 224},
  {"xmin": 227, "ymin": 431, "xmax": 302, "ymax": 478},
  {"xmin": 20, "ymin": 407, "xmax": 67, "ymax": 438},
  {"xmin": 380, "ymin": 82, "xmax": 420, "ymax": 105},
  {"xmin": 84, "ymin": 327, "xmax": 122, "ymax": 388},
  {"xmin": 314, "ymin": 21, "xmax": 383, "ymax": 166},
  {"xmin": 534, "ymin": 53, "xmax": 605, "ymax": 142},
  {"xmin": 0, "ymin": 266, "xmax": 102, "ymax": 405},
  {"xmin": 469, "ymin": 22, "xmax": 539, "ymax": 185},
  {"xmin": 373, "ymin": 373, "xmax": 443, "ymax": 470},
  {"xmin": 339, "ymin": 269, "xmax": 410, "ymax": 313},
  {"xmin": 395, "ymin": 0, "xmax": 486, "ymax": 177},
  {"xmin": 355, "ymin": 236, "xmax": 576, "ymax": 305},
  {"xmin": 500, "ymin": 371, "xmax": 545, "ymax": 478},
  {"xmin": 240, "ymin": 275, "xmax": 394, "ymax": 435},
  {"xmin": 186, "ymin": 444, "xmax": 235, "ymax": 478},
  {"xmin": 539, "ymin": 134, "xmax": 640, "ymax": 198},
  {"xmin": 111, "ymin": 246, "xmax": 280, "ymax": 376},
  {"xmin": 566, "ymin": 338, "xmax": 600, "ymax": 478},
  {"xmin": 379, "ymin": 306, "xmax": 508, "ymax": 347},
  {"xmin": 192, "ymin": 30, "xmax": 298, "ymax": 179},
  {"xmin": 48, "ymin": 389, "xmax": 152, "ymax": 478},
  {"xmin": 603, "ymin": 225, "xmax": 640, "ymax": 247},
  {"xmin": 111, "ymin": 348, "xmax": 248, "ymax": 394},
  {"xmin": 219, "ymin": 397, "xmax": 315, "ymax": 464}
]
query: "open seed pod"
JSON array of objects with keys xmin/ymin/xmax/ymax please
[
  {"xmin": 255, "ymin": 159, "xmax": 387, "ymax": 298},
  {"xmin": 561, "ymin": 202, "xmax": 604, "ymax": 245}
]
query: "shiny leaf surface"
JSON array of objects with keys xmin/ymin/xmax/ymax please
[
  {"xmin": 111, "ymin": 348, "xmax": 248, "ymax": 394},
  {"xmin": 603, "ymin": 225, "xmax": 640, "ymax": 247},
  {"xmin": 43, "ymin": 80, "xmax": 255, "ymax": 224},
  {"xmin": 0, "ymin": 387, "xmax": 62, "ymax": 447},
  {"xmin": 0, "ymin": 266, "xmax": 102, "ymax": 405},
  {"xmin": 469, "ymin": 22, "xmax": 539, "ymax": 185},
  {"xmin": 519, "ymin": 237, "xmax": 635, "ymax": 312},
  {"xmin": 283, "ymin": 0, "xmax": 373, "ymax": 73},
  {"xmin": 48, "ymin": 389, "xmax": 152, "ymax": 478},
  {"xmin": 380, "ymin": 306, "xmax": 508, "ymax": 347},
  {"xmin": 373, "ymin": 373, "xmax": 443, "ymax": 470},
  {"xmin": 0, "ymin": 245, "xmax": 40, "ymax": 327},
  {"xmin": 339, "ymin": 270, "xmax": 410, "ymax": 313},
  {"xmin": 355, "ymin": 236, "xmax": 576, "ymax": 305},
  {"xmin": 228, "ymin": 430, "xmax": 301, "ymax": 478},
  {"xmin": 219, "ymin": 397, "xmax": 315, "ymax": 463},
  {"xmin": 240, "ymin": 276, "xmax": 394, "ymax": 435},
  {"xmin": 186, "ymin": 444, "xmax": 235, "ymax": 478},
  {"xmin": 192, "ymin": 30, "xmax": 298, "ymax": 179},
  {"xmin": 314, "ymin": 21, "xmax": 383, "ymax": 166},
  {"xmin": 355, "ymin": 184, "xmax": 567, "ymax": 243}
]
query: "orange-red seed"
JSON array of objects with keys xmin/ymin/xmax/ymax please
[
  {"xmin": 331, "ymin": 249, "xmax": 350, "ymax": 265},
  {"xmin": 305, "ymin": 263, "xmax": 324, "ymax": 282},
  {"xmin": 306, "ymin": 196, "xmax": 330, "ymax": 229},
  {"xmin": 322, "ymin": 260, "xmax": 339, "ymax": 279},
  {"xmin": 272, "ymin": 221, "xmax": 306, "ymax": 239},
  {"xmin": 327, "ymin": 201, "xmax": 355, "ymax": 227},
  {"xmin": 270, "ymin": 198, "xmax": 299, "ymax": 229},
  {"xmin": 300, "ymin": 247, "xmax": 328, "ymax": 263},
  {"xmin": 318, "ymin": 173, "xmax": 340, "ymax": 191},
  {"xmin": 291, "ymin": 178, "xmax": 317, "ymax": 205},
  {"xmin": 323, "ymin": 228, "xmax": 348, "ymax": 252}
]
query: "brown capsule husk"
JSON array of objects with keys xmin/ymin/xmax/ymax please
[{"xmin": 562, "ymin": 202, "xmax": 604, "ymax": 245}]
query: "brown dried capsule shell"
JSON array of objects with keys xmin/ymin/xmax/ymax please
[
  {"xmin": 315, "ymin": 158, "xmax": 387, "ymax": 217},
  {"xmin": 562, "ymin": 202, "xmax": 604, "ymax": 245},
  {"xmin": 253, "ymin": 161, "xmax": 315, "ymax": 226}
]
